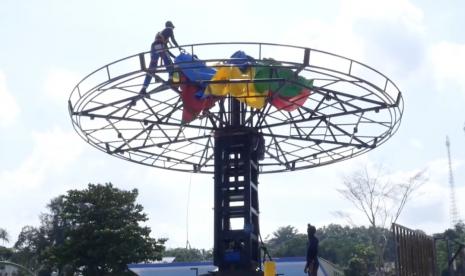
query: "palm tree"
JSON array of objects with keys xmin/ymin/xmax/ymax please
[{"xmin": 0, "ymin": 228, "xmax": 9, "ymax": 244}]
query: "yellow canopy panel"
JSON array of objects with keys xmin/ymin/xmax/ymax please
[{"xmin": 205, "ymin": 66, "xmax": 267, "ymax": 109}]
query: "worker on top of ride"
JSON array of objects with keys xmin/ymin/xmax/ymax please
[{"xmin": 140, "ymin": 20, "xmax": 181, "ymax": 96}]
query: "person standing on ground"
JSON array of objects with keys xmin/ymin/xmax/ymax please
[
  {"xmin": 304, "ymin": 224, "xmax": 319, "ymax": 276},
  {"xmin": 140, "ymin": 20, "xmax": 180, "ymax": 95}
]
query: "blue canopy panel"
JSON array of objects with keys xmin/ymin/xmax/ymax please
[
  {"xmin": 225, "ymin": 50, "xmax": 256, "ymax": 72},
  {"xmin": 174, "ymin": 53, "xmax": 216, "ymax": 89}
]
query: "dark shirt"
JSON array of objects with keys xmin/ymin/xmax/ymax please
[
  {"xmin": 306, "ymin": 236, "xmax": 319, "ymax": 263},
  {"xmin": 154, "ymin": 27, "xmax": 178, "ymax": 47}
]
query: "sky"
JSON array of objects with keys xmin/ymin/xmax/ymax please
[{"xmin": 1, "ymin": 0, "xmax": 465, "ymax": 250}]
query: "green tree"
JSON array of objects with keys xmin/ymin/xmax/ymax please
[
  {"xmin": 318, "ymin": 224, "xmax": 369, "ymax": 265},
  {"xmin": 345, "ymin": 256, "xmax": 369, "ymax": 276},
  {"xmin": 0, "ymin": 246, "xmax": 13, "ymax": 261},
  {"xmin": 263, "ymin": 224, "xmax": 397, "ymax": 272},
  {"xmin": 13, "ymin": 225, "xmax": 52, "ymax": 274},
  {"xmin": 51, "ymin": 183, "xmax": 165, "ymax": 275},
  {"xmin": 0, "ymin": 228, "xmax": 9, "ymax": 244},
  {"xmin": 163, "ymin": 248, "xmax": 212, "ymax": 262},
  {"xmin": 12, "ymin": 183, "xmax": 165, "ymax": 276},
  {"xmin": 0, "ymin": 228, "xmax": 12, "ymax": 261},
  {"xmin": 265, "ymin": 226, "xmax": 307, "ymax": 257},
  {"xmin": 434, "ymin": 222, "xmax": 465, "ymax": 276},
  {"xmin": 13, "ymin": 198, "xmax": 74, "ymax": 274}
]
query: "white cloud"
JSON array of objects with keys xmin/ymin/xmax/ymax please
[
  {"xmin": 391, "ymin": 157, "xmax": 462, "ymax": 210},
  {"xmin": 43, "ymin": 68, "xmax": 81, "ymax": 104},
  {"xmin": 427, "ymin": 157, "xmax": 462, "ymax": 177},
  {"xmin": 285, "ymin": 16, "xmax": 366, "ymax": 62},
  {"xmin": 0, "ymin": 127, "xmax": 83, "ymax": 246},
  {"xmin": 135, "ymin": 170, "xmax": 214, "ymax": 248},
  {"xmin": 339, "ymin": 0, "xmax": 424, "ymax": 31},
  {"xmin": 0, "ymin": 71, "xmax": 20, "ymax": 127},
  {"xmin": 0, "ymin": 127, "xmax": 84, "ymax": 193},
  {"xmin": 430, "ymin": 42, "xmax": 465, "ymax": 95},
  {"xmin": 0, "ymin": 127, "xmax": 85, "ymax": 246},
  {"xmin": 283, "ymin": 0, "xmax": 426, "ymax": 81},
  {"xmin": 398, "ymin": 156, "xmax": 465, "ymax": 233},
  {"xmin": 409, "ymin": 138, "xmax": 424, "ymax": 150},
  {"xmin": 343, "ymin": 0, "xmax": 427, "ymax": 79}
]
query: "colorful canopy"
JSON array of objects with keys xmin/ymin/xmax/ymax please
[{"xmin": 173, "ymin": 51, "xmax": 313, "ymax": 122}]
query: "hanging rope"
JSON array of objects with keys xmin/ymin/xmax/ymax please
[
  {"xmin": 185, "ymin": 172, "xmax": 193, "ymax": 250},
  {"xmin": 259, "ymin": 232, "xmax": 273, "ymax": 262}
]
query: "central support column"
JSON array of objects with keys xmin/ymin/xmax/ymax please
[{"xmin": 213, "ymin": 127, "xmax": 264, "ymax": 275}]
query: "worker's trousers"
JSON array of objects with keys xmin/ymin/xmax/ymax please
[{"xmin": 142, "ymin": 43, "xmax": 173, "ymax": 88}]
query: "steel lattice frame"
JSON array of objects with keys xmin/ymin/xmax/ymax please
[{"xmin": 69, "ymin": 42, "xmax": 404, "ymax": 173}]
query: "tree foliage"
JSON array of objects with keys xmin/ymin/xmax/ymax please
[
  {"xmin": 262, "ymin": 223, "xmax": 397, "ymax": 274},
  {"xmin": 0, "ymin": 228, "xmax": 13, "ymax": 261},
  {"xmin": 163, "ymin": 247, "xmax": 212, "ymax": 262},
  {"xmin": 434, "ymin": 222, "xmax": 465, "ymax": 276},
  {"xmin": 0, "ymin": 246, "xmax": 13, "ymax": 261},
  {"xmin": 0, "ymin": 228, "xmax": 9, "ymax": 244},
  {"xmin": 13, "ymin": 183, "xmax": 165, "ymax": 275},
  {"xmin": 13, "ymin": 225, "xmax": 51, "ymax": 273},
  {"xmin": 265, "ymin": 226, "xmax": 307, "ymax": 257},
  {"xmin": 318, "ymin": 224, "xmax": 371, "ymax": 266}
]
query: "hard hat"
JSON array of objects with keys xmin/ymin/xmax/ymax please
[{"xmin": 165, "ymin": 21, "xmax": 175, "ymax": 28}]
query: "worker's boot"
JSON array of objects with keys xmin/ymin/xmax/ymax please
[{"xmin": 139, "ymin": 87, "xmax": 150, "ymax": 98}]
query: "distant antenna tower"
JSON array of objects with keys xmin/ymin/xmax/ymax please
[{"xmin": 446, "ymin": 136, "xmax": 461, "ymax": 227}]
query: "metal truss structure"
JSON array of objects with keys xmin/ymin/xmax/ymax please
[
  {"xmin": 69, "ymin": 42, "xmax": 404, "ymax": 275},
  {"xmin": 69, "ymin": 42, "xmax": 403, "ymax": 174}
]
